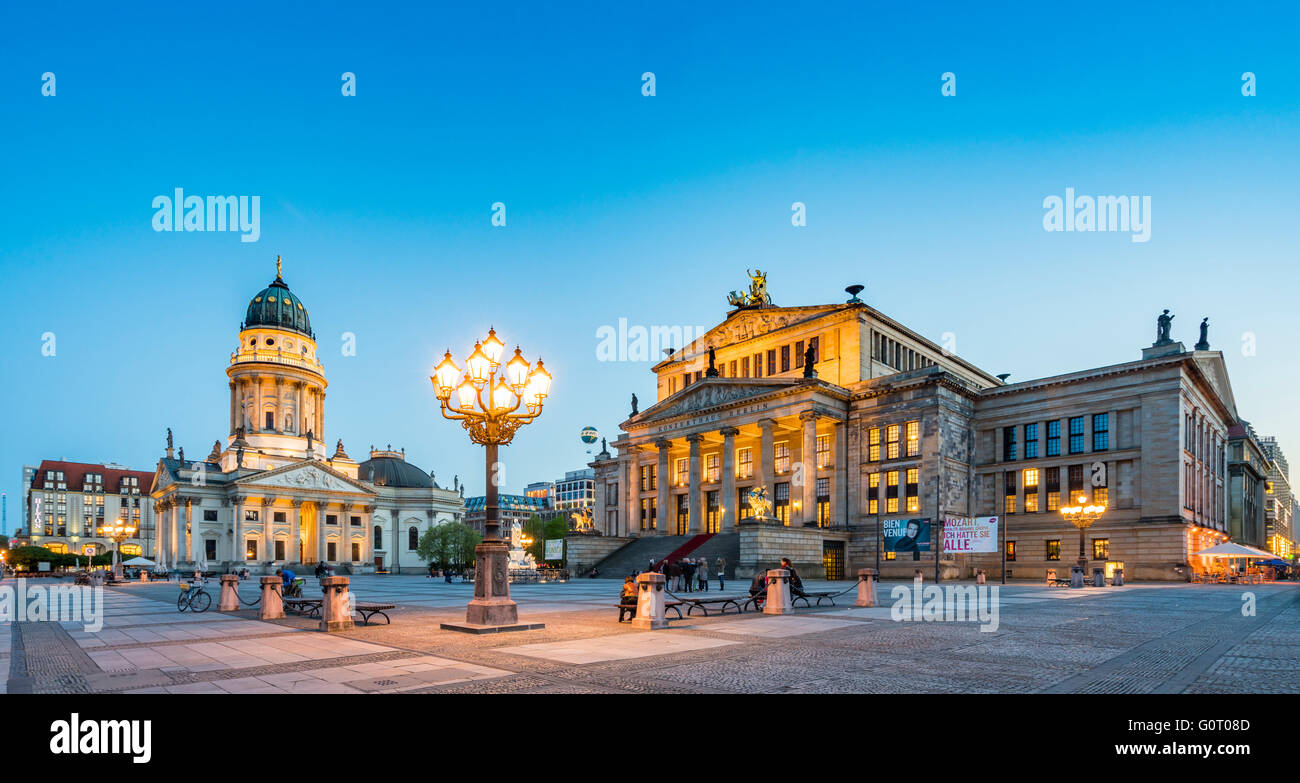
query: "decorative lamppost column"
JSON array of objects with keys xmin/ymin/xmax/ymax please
[
  {"xmin": 1060, "ymin": 494, "xmax": 1106, "ymax": 588},
  {"xmin": 431, "ymin": 328, "xmax": 552, "ymax": 630},
  {"xmin": 97, "ymin": 518, "xmax": 137, "ymax": 579}
]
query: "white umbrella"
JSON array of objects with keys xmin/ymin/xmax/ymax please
[
  {"xmin": 1195, "ymin": 542, "xmax": 1275, "ymax": 559},
  {"xmin": 122, "ymin": 556, "xmax": 156, "ymax": 566}
]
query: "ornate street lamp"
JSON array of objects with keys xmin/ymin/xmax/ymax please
[
  {"xmin": 431, "ymin": 328, "xmax": 551, "ymax": 627},
  {"xmin": 97, "ymin": 517, "xmax": 137, "ymax": 579},
  {"xmin": 1059, "ymin": 494, "xmax": 1105, "ymax": 585}
]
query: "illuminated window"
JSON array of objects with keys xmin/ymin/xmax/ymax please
[
  {"xmin": 905, "ymin": 468, "xmax": 919, "ymax": 512},
  {"xmin": 1046, "ymin": 467, "xmax": 1061, "ymax": 511},
  {"xmin": 741, "ymin": 356, "xmax": 750, "ymax": 377},
  {"xmin": 246, "ymin": 539, "xmax": 258, "ymax": 559},
  {"xmin": 905, "ymin": 420, "xmax": 920, "ymax": 457},
  {"xmin": 1006, "ymin": 540, "xmax": 1016, "ymax": 561},
  {"xmin": 737, "ymin": 447, "xmax": 753, "ymax": 479},
  {"xmin": 868, "ymin": 428, "xmax": 881, "ymax": 461},
  {"xmin": 775, "ymin": 482, "xmax": 790, "ymax": 524},
  {"xmin": 884, "ymin": 550, "xmax": 897, "ymax": 561},
  {"xmin": 675, "ymin": 458, "xmax": 688, "ymax": 486},
  {"xmin": 774, "ymin": 442, "xmax": 791, "ymax": 474},
  {"xmin": 816, "ymin": 478, "xmax": 830, "ymax": 526},
  {"xmin": 886, "ymin": 471, "xmax": 899, "ymax": 513},
  {"xmin": 816, "ymin": 435, "xmax": 831, "ymax": 468},
  {"xmin": 1046, "ymin": 540, "xmax": 1061, "ymax": 561},
  {"xmin": 47, "ymin": 542, "xmax": 68, "ymax": 554},
  {"xmin": 705, "ymin": 454, "xmax": 720, "ymax": 483},
  {"xmin": 887, "ymin": 425, "xmax": 901, "ymax": 460},
  {"xmin": 1093, "ymin": 538, "xmax": 1109, "ymax": 560},
  {"xmin": 122, "ymin": 543, "xmax": 143, "ymax": 556},
  {"xmin": 1005, "ymin": 472, "xmax": 1017, "ymax": 514},
  {"xmin": 1023, "ymin": 468, "xmax": 1040, "ymax": 512},
  {"xmin": 1094, "ymin": 486, "xmax": 1109, "ymax": 505},
  {"xmin": 867, "ymin": 472, "xmax": 880, "ymax": 515}
]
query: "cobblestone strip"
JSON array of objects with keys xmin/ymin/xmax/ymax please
[
  {"xmin": 1038, "ymin": 588, "xmax": 1300, "ymax": 694},
  {"xmin": 7, "ymin": 620, "xmax": 103, "ymax": 694}
]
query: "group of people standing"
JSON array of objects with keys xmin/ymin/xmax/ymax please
[{"xmin": 650, "ymin": 556, "xmax": 726, "ymax": 593}]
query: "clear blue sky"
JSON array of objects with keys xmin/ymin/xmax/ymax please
[{"xmin": 2, "ymin": 1, "xmax": 1298, "ymax": 530}]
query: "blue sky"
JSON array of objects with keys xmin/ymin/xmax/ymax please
[{"xmin": 1, "ymin": 1, "xmax": 1298, "ymax": 528}]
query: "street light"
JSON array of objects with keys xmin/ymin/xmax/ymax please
[
  {"xmin": 431, "ymin": 328, "xmax": 551, "ymax": 627},
  {"xmin": 97, "ymin": 517, "xmax": 137, "ymax": 579},
  {"xmin": 1059, "ymin": 494, "xmax": 1105, "ymax": 586}
]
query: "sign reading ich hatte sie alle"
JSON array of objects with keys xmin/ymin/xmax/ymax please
[{"xmin": 942, "ymin": 516, "xmax": 999, "ymax": 553}]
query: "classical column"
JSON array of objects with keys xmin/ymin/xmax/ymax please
[
  {"xmin": 233, "ymin": 496, "xmax": 244, "ymax": 563},
  {"xmin": 391, "ymin": 507, "xmax": 401, "ymax": 571},
  {"xmin": 273, "ymin": 378, "xmax": 284, "ymax": 432},
  {"xmin": 168, "ymin": 500, "xmax": 179, "ymax": 567},
  {"xmin": 261, "ymin": 498, "xmax": 274, "ymax": 562},
  {"xmin": 317, "ymin": 502, "xmax": 328, "ymax": 563},
  {"xmin": 296, "ymin": 382, "xmax": 306, "ymax": 434},
  {"xmin": 625, "ymin": 449, "xmax": 641, "ymax": 537},
  {"xmin": 757, "ymin": 419, "xmax": 776, "ymax": 493},
  {"xmin": 800, "ymin": 411, "xmax": 818, "ymax": 526},
  {"xmin": 184, "ymin": 498, "xmax": 197, "ymax": 563},
  {"xmin": 720, "ymin": 427, "xmax": 738, "ymax": 532},
  {"xmin": 362, "ymin": 505, "xmax": 374, "ymax": 563},
  {"xmin": 656, "ymin": 439, "xmax": 671, "ymax": 536},
  {"xmin": 290, "ymin": 499, "xmax": 302, "ymax": 565},
  {"xmin": 229, "ymin": 382, "xmax": 237, "ymax": 434},
  {"xmin": 833, "ymin": 421, "xmax": 848, "ymax": 527},
  {"xmin": 252, "ymin": 377, "xmax": 262, "ymax": 432},
  {"xmin": 317, "ymin": 391, "xmax": 325, "ymax": 438},
  {"xmin": 687, "ymin": 433, "xmax": 703, "ymax": 534}
]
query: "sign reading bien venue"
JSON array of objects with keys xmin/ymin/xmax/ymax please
[
  {"xmin": 882, "ymin": 518, "xmax": 930, "ymax": 553},
  {"xmin": 942, "ymin": 516, "xmax": 999, "ymax": 553}
]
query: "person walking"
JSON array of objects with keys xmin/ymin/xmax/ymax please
[
  {"xmin": 716, "ymin": 556, "xmax": 727, "ymax": 590},
  {"xmin": 697, "ymin": 558, "xmax": 709, "ymax": 591},
  {"xmin": 683, "ymin": 558, "xmax": 696, "ymax": 592}
]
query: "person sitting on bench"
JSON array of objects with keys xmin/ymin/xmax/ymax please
[
  {"xmin": 748, "ymin": 571, "xmax": 767, "ymax": 607},
  {"xmin": 619, "ymin": 576, "xmax": 638, "ymax": 619},
  {"xmin": 780, "ymin": 558, "xmax": 809, "ymax": 598}
]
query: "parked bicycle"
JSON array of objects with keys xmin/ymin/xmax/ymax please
[{"xmin": 177, "ymin": 578, "xmax": 211, "ymax": 613}]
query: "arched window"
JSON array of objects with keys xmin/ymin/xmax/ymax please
[
  {"xmin": 408, "ymin": 526, "xmax": 419, "ymax": 550},
  {"xmin": 373, "ymin": 525, "xmax": 383, "ymax": 550}
]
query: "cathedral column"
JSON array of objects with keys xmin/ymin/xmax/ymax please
[
  {"xmin": 273, "ymin": 378, "xmax": 284, "ymax": 432},
  {"xmin": 800, "ymin": 411, "xmax": 818, "ymax": 526},
  {"xmin": 656, "ymin": 440, "xmax": 671, "ymax": 536},
  {"xmin": 317, "ymin": 391, "xmax": 325, "ymax": 438},
  {"xmin": 687, "ymin": 433, "xmax": 703, "ymax": 534},
  {"xmin": 229, "ymin": 382, "xmax": 237, "ymax": 434},
  {"xmin": 391, "ymin": 507, "xmax": 402, "ymax": 571},
  {"xmin": 290, "ymin": 499, "xmax": 303, "ymax": 564},
  {"xmin": 362, "ymin": 505, "xmax": 374, "ymax": 563},
  {"xmin": 262, "ymin": 498, "xmax": 274, "ymax": 562},
  {"xmin": 233, "ymin": 496, "xmax": 244, "ymax": 563},
  {"xmin": 317, "ymin": 502, "xmax": 328, "ymax": 563},
  {"xmin": 720, "ymin": 427, "xmax": 738, "ymax": 532},
  {"xmin": 296, "ymin": 382, "xmax": 306, "ymax": 435},
  {"xmin": 252, "ymin": 376, "xmax": 263, "ymax": 432},
  {"xmin": 184, "ymin": 498, "xmax": 197, "ymax": 563}
]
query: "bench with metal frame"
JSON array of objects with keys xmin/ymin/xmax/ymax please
[
  {"xmin": 354, "ymin": 603, "xmax": 395, "ymax": 625},
  {"xmin": 676, "ymin": 595, "xmax": 747, "ymax": 616},
  {"xmin": 617, "ymin": 600, "xmax": 683, "ymax": 623}
]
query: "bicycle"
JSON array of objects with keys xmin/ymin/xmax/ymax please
[{"xmin": 177, "ymin": 578, "xmax": 212, "ymax": 613}]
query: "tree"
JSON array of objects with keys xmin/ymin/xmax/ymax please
[
  {"xmin": 417, "ymin": 522, "xmax": 481, "ymax": 571},
  {"xmin": 522, "ymin": 514, "xmax": 569, "ymax": 565}
]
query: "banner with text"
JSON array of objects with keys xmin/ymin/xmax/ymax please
[
  {"xmin": 883, "ymin": 518, "xmax": 930, "ymax": 553},
  {"xmin": 942, "ymin": 515, "xmax": 999, "ymax": 553}
]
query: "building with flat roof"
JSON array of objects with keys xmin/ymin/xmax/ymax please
[{"xmin": 25, "ymin": 460, "xmax": 155, "ymax": 558}]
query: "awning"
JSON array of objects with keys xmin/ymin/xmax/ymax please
[{"xmin": 1193, "ymin": 542, "xmax": 1277, "ymax": 559}]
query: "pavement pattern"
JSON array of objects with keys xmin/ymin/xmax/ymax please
[{"xmin": 3, "ymin": 574, "xmax": 1297, "ymax": 694}]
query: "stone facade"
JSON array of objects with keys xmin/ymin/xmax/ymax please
[{"xmin": 590, "ymin": 281, "xmax": 1244, "ymax": 582}]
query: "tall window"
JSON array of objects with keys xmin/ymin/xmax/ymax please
[
  {"xmin": 738, "ymin": 489, "xmax": 752, "ymax": 519},
  {"xmin": 755, "ymin": 352, "xmax": 765, "ymax": 377},
  {"xmin": 1046, "ymin": 540, "xmax": 1061, "ymax": 561},
  {"xmin": 1093, "ymin": 538, "xmax": 1109, "ymax": 560},
  {"xmin": 886, "ymin": 471, "xmax": 899, "ymax": 513},
  {"xmin": 374, "ymin": 526, "xmax": 383, "ymax": 550},
  {"xmin": 408, "ymin": 526, "xmax": 418, "ymax": 550},
  {"xmin": 275, "ymin": 540, "xmax": 286, "ymax": 560},
  {"xmin": 795, "ymin": 340, "xmax": 805, "ymax": 368},
  {"xmin": 905, "ymin": 420, "xmax": 920, "ymax": 457},
  {"xmin": 675, "ymin": 495, "xmax": 689, "ymax": 535},
  {"xmin": 1092, "ymin": 413, "xmax": 1110, "ymax": 451},
  {"xmin": 1004, "ymin": 472, "xmax": 1017, "ymax": 514},
  {"xmin": 816, "ymin": 478, "xmax": 830, "ymax": 526},
  {"xmin": 705, "ymin": 454, "xmax": 720, "ymax": 483},
  {"xmin": 705, "ymin": 491, "xmax": 719, "ymax": 533},
  {"xmin": 868, "ymin": 428, "xmax": 881, "ymax": 461},
  {"xmin": 640, "ymin": 464, "xmax": 657, "ymax": 492},
  {"xmin": 780, "ymin": 345, "xmax": 791, "ymax": 373},
  {"xmin": 816, "ymin": 435, "xmax": 831, "ymax": 468},
  {"xmin": 774, "ymin": 442, "xmax": 791, "ymax": 473},
  {"xmin": 1046, "ymin": 467, "xmax": 1061, "ymax": 511},
  {"xmin": 1068, "ymin": 464, "xmax": 1084, "ymax": 502},
  {"xmin": 246, "ymin": 539, "xmax": 258, "ymax": 560},
  {"xmin": 742, "ymin": 356, "xmax": 750, "ymax": 377},
  {"xmin": 1068, "ymin": 416, "xmax": 1085, "ymax": 454},
  {"xmin": 675, "ymin": 458, "xmax": 688, "ymax": 486},
  {"xmin": 351, "ymin": 542, "xmax": 361, "ymax": 562},
  {"xmin": 1006, "ymin": 540, "xmax": 1017, "ymax": 562},
  {"xmin": 886, "ymin": 425, "xmax": 901, "ymax": 459},
  {"xmin": 737, "ymin": 447, "xmax": 753, "ymax": 479},
  {"xmin": 1023, "ymin": 468, "xmax": 1039, "ymax": 512},
  {"xmin": 867, "ymin": 472, "xmax": 880, "ymax": 514},
  {"xmin": 774, "ymin": 482, "xmax": 790, "ymax": 524},
  {"xmin": 767, "ymin": 349, "xmax": 776, "ymax": 375},
  {"xmin": 327, "ymin": 542, "xmax": 337, "ymax": 561},
  {"xmin": 1003, "ymin": 426, "xmax": 1017, "ymax": 461},
  {"xmin": 641, "ymin": 498, "xmax": 657, "ymax": 530},
  {"xmin": 905, "ymin": 468, "xmax": 919, "ymax": 512},
  {"xmin": 1047, "ymin": 420, "xmax": 1061, "ymax": 457},
  {"xmin": 1025, "ymin": 423, "xmax": 1039, "ymax": 459},
  {"xmin": 1093, "ymin": 468, "xmax": 1109, "ymax": 506}
]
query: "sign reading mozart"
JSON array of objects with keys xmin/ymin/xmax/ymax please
[{"xmin": 942, "ymin": 516, "xmax": 999, "ymax": 553}]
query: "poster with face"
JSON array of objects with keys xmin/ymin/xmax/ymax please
[{"xmin": 883, "ymin": 518, "xmax": 930, "ymax": 553}]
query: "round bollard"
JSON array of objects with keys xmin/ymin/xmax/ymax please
[
  {"xmin": 856, "ymin": 568, "xmax": 877, "ymax": 607},
  {"xmin": 1113, "ymin": 568, "xmax": 1124, "ymax": 586},
  {"xmin": 764, "ymin": 569, "xmax": 793, "ymax": 615},
  {"xmin": 976, "ymin": 569, "xmax": 986, "ymax": 585},
  {"xmin": 218, "ymin": 574, "xmax": 241, "ymax": 612},
  {"xmin": 259, "ymin": 576, "xmax": 285, "ymax": 620}
]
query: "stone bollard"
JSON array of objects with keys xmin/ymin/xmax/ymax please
[
  {"xmin": 763, "ymin": 569, "xmax": 793, "ymax": 615},
  {"xmin": 1113, "ymin": 568, "xmax": 1124, "ymax": 586},
  {"xmin": 259, "ymin": 576, "xmax": 285, "ymax": 620},
  {"xmin": 631, "ymin": 571, "xmax": 669, "ymax": 629},
  {"xmin": 139, "ymin": 571, "xmax": 148, "ymax": 583},
  {"xmin": 319, "ymin": 576, "xmax": 354, "ymax": 632},
  {"xmin": 976, "ymin": 569, "xmax": 986, "ymax": 585},
  {"xmin": 856, "ymin": 568, "xmax": 877, "ymax": 607},
  {"xmin": 218, "ymin": 574, "xmax": 241, "ymax": 612},
  {"xmin": 1092, "ymin": 567, "xmax": 1105, "ymax": 587},
  {"xmin": 913, "ymin": 569, "xmax": 924, "ymax": 592}
]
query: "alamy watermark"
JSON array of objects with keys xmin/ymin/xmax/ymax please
[
  {"xmin": 1043, "ymin": 188, "xmax": 1150, "ymax": 243},
  {"xmin": 889, "ymin": 583, "xmax": 999, "ymax": 632},
  {"xmin": 0, "ymin": 579, "xmax": 103, "ymax": 632},
  {"xmin": 152, "ymin": 188, "xmax": 260, "ymax": 242},
  {"xmin": 595, "ymin": 318, "xmax": 708, "ymax": 362}
]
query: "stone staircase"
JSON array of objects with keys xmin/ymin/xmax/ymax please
[{"xmin": 589, "ymin": 533, "xmax": 740, "ymax": 580}]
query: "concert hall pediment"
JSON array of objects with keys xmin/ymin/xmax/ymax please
[
  {"xmin": 236, "ymin": 461, "xmax": 376, "ymax": 495},
  {"xmin": 633, "ymin": 379, "xmax": 800, "ymax": 423}
]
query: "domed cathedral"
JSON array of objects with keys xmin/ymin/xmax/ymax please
[{"xmin": 149, "ymin": 257, "xmax": 465, "ymax": 575}]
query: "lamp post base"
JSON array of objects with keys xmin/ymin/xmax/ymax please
[{"xmin": 462, "ymin": 541, "xmax": 526, "ymax": 627}]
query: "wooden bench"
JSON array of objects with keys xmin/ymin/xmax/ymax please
[
  {"xmin": 678, "ymin": 595, "xmax": 746, "ymax": 616},
  {"xmin": 283, "ymin": 598, "xmax": 323, "ymax": 618},
  {"xmin": 354, "ymin": 603, "xmax": 395, "ymax": 625},
  {"xmin": 617, "ymin": 601, "xmax": 683, "ymax": 623}
]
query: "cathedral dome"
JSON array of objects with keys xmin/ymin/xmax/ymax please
[
  {"xmin": 243, "ymin": 258, "xmax": 313, "ymax": 338},
  {"xmin": 358, "ymin": 451, "xmax": 435, "ymax": 489}
]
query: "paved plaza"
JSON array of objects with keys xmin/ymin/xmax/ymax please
[{"xmin": 3, "ymin": 575, "xmax": 1298, "ymax": 694}]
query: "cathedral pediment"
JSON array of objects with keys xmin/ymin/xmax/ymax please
[
  {"xmin": 633, "ymin": 378, "xmax": 800, "ymax": 423},
  {"xmin": 235, "ymin": 460, "xmax": 376, "ymax": 495}
]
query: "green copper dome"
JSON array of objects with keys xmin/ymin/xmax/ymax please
[{"xmin": 243, "ymin": 270, "xmax": 313, "ymax": 338}]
